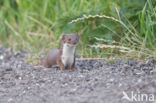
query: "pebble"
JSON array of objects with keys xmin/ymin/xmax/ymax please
[{"xmin": 0, "ymin": 47, "xmax": 155, "ymax": 103}]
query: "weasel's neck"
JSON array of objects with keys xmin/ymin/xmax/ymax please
[{"xmin": 62, "ymin": 43, "xmax": 76, "ymax": 57}]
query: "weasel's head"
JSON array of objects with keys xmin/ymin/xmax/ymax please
[{"xmin": 62, "ymin": 34, "xmax": 79, "ymax": 47}]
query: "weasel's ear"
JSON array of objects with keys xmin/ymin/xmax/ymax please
[{"xmin": 62, "ymin": 34, "xmax": 66, "ymax": 41}]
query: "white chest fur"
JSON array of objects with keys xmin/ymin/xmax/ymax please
[{"xmin": 61, "ymin": 43, "xmax": 76, "ymax": 67}]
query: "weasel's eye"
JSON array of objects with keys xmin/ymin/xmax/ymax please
[{"xmin": 68, "ymin": 38, "xmax": 71, "ymax": 41}]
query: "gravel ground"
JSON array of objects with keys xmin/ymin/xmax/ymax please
[{"xmin": 0, "ymin": 47, "xmax": 156, "ymax": 103}]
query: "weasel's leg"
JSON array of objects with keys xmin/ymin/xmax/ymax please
[
  {"xmin": 44, "ymin": 64, "xmax": 51, "ymax": 68},
  {"xmin": 71, "ymin": 57, "xmax": 75, "ymax": 71},
  {"xmin": 42, "ymin": 58, "xmax": 51, "ymax": 68},
  {"xmin": 60, "ymin": 65, "xmax": 65, "ymax": 70},
  {"xmin": 58, "ymin": 58, "xmax": 65, "ymax": 70}
]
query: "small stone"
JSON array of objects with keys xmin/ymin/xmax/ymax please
[
  {"xmin": 0, "ymin": 55, "xmax": 4, "ymax": 60},
  {"xmin": 8, "ymin": 98, "xmax": 13, "ymax": 102}
]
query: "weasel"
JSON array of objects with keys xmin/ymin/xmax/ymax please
[{"xmin": 42, "ymin": 34, "xmax": 79, "ymax": 70}]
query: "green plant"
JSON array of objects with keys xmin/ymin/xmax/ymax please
[{"xmin": 0, "ymin": 0, "xmax": 155, "ymax": 62}]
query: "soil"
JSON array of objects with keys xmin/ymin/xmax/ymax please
[{"xmin": 0, "ymin": 47, "xmax": 156, "ymax": 103}]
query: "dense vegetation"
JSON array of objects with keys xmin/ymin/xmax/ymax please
[{"xmin": 0, "ymin": 0, "xmax": 155, "ymax": 61}]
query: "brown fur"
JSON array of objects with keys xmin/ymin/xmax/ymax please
[{"xmin": 42, "ymin": 34, "xmax": 79, "ymax": 70}]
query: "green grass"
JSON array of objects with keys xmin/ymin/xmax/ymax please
[{"xmin": 0, "ymin": 0, "xmax": 156, "ymax": 63}]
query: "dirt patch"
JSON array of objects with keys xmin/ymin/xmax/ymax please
[{"xmin": 0, "ymin": 47, "xmax": 156, "ymax": 103}]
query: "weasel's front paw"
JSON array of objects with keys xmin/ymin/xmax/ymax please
[{"xmin": 60, "ymin": 66, "xmax": 65, "ymax": 70}]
